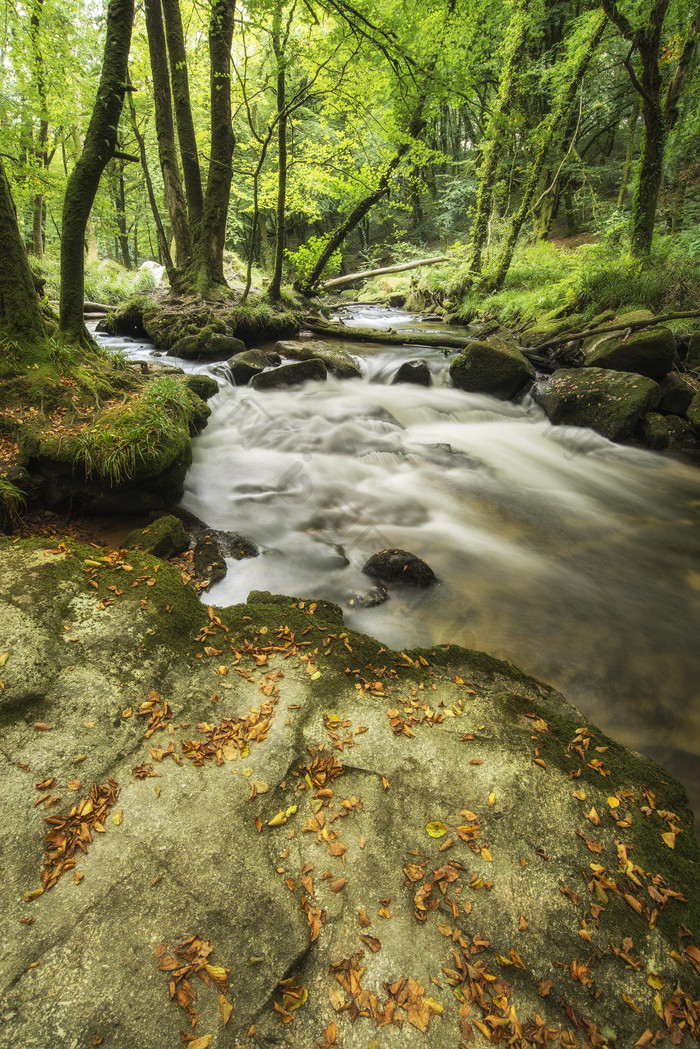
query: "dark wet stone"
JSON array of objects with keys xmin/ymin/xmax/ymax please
[
  {"xmin": 251, "ymin": 359, "xmax": 327, "ymax": 389},
  {"xmin": 193, "ymin": 537, "xmax": 227, "ymax": 585},
  {"xmin": 362, "ymin": 548, "xmax": 438, "ymax": 587},
  {"xmin": 391, "ymin": 360, "xmax": 431, "ymax": 386}
]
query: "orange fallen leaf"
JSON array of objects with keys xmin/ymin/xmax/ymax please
[
  {"xmin": 330, "ymin": 878, "xmax": 346, "ymax": 893},
  {"xmin": 218, "ymin": 994, "xmax": 233, "ymax": 1025}
]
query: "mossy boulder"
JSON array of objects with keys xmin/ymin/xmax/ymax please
[
  {"xmin": 449, "ymin": 340, "xmax": 535, "ymax": 400},
  {"xmin": 634, "ymin": 412, "xmax": 669, "ymax": 450},
  {"xmin": 687, "ymin": 332, "xmax": 700, "ymax": 372},
  {"xmin": 1, "ymin": 536, "xmax": 698, "ymax": 1049},
  {"xmin": 229, "ymin": 348, "xmax": 269, "ymax": 384},
  {"xmin": 251, "ymin": 359, "xmax": 327, "ymax": 389},
  {"xmin": 183, "ymin": 374, "xmax": 219, "ymax": 401},
  {"xmin": 687, "ymin": 393, "xmax": 700, "ymax": 433},
  {"xmin": 123, "ymin": 514, "xmax": 189, "ymax": 557},
  {"xmin": 274, "ymin": 339, "xmax": 361, "ymax": 379},
  {"xmin": 532, "ymin": 368, "xmax": 660, "ymax": 442},
  {"xmin": 657, "ymin": 371, "xmax": 697, "ymax": 415},
  {"xmin": 584, "ymin": 326, "xmax": 676, "ymax": 380}
]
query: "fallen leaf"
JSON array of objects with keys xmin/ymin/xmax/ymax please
[
  {"xmin": 330, "ymin": 877, "xmax": 346, "ymax": 893},
  {"xmin": 66, "ymin": 779, "xmax": 82, "ymax": 791},
  {"xmin": 426, "ymin": 821, "xmax": 447, "ymax": 838},
  {"xmin": 33, "ymin": 722, "xmax": 52, "ymax": 731},
  {"xmin": 187, "ymin": 1038, "xmax": 212, "ymax": 1049},
  {"xmin": 359, "ymin": 934, "xmax": 381, "ymax": 952},
  {"xmin": 218, "ymin": 994, "xmax": 233, "ymax": 1025}
]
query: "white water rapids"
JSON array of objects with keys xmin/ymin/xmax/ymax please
[{"xmin": 97, "ymin": 306, "xmax": 700, "ymax": 821}]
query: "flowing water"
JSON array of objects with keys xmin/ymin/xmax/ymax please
[{"xmin": 97, "ymin": 306, "xmax": 700, "ymax": 822}]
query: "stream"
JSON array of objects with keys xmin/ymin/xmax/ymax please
[{"xmin": 97, "ymin": 305, "xmax": 700, "ymax": 824}]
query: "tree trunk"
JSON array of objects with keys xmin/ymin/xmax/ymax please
[
  {"xmin": 186, "ymin": 0, "xmax": 236, "ymax": 293},
  {"xmin": 485, "ymin": 10, "xmax": 606, "ymax": 293},
  {"xmin": 617, "ymin": 108, "xmax": 638, "ymax": 206},
  {"xmin": 113, "ymin": 155, "xmax": 132, "ymax": 269},
  {"xmin": 126, "ymin": 76, "xmax": 174, "ymax": 271},
  {"xmin": 59, "ymin": 0, "xmax": 134, "ymax": 342},
  {"xmin": 297, "ymin": 101, "xmax": 429, "ymax": 295},
  {"xmin": 600, "ymin": 0, "xmax": 693, "ymax": 258},
  {"xmin": 268, "ymin": 1, "xmax": 288, "ymax": 301},
  {"xmin": 0, "ymin": 156, "xmax": 47, "ymax": 343},
  {"xmin": 162, "ymin": 0, "xmax": 204, "ymax": 231},
  {"xmin": 323, "ymin": 256, "xmax": 449, "ymax": 289},
  {"xmin": 467, "ymin": 0, "xmax": 529, "ymax": 278},
  {"xmin": 144, "ymin": 0, "xmax": 191, "ymax": 269},
  {"xmin": 29, "ymin": 0, "xmax": 50, "ymax": 257}
]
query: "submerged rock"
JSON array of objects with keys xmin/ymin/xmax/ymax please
[
  {"xmin": 123, "ymin": 514, "xmax": 189, "ymax": 558},
  {"xmin": 584, "ymin": 326, "xmax": 676, "ymax": 380},
  {"xmin": 449, "ymin": 340, "xmax": 535, "ymax": 399},
  {"xmin": 532, "ymin": 368, "xmax": 660, "ymax": 442},
  {"xmin": 251, "ymin": 359, "xmax": 327, "ymax": 389},
  {"xmin": 363, "ymin": 548, "xmax": 438, "ymax": 587},
  {"xmin": 391, "ymin": 360, "xmax": 431, "ymax": 386},
  {"xmin": 1, "ymin": 536, "xmax": 698, "ymax": 1049}
]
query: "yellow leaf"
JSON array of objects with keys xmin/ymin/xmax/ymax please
[
  {"xmin": 23, "ymin": 887, "xmax": 44, "ymax": 902},
  {"xmin": 426, "ymin": 821, "xmax": 447, "ymax": 838},
  {"xmin": 661, "ymin": 831, "xmax": 676, "ymax": 849},
  {"xmin": 205, "ymin": 964, "xmax": 229, "ymax": 982},
  {"xmin": 285, "ymin": 804, "xmax": 297, "ymax": 819},
  {"xmin": 188, "ymin": 1038, "xmax": 212, "ymax": 1049},
  {"xmin": 425, "ymin": 997, "xmax": 443, "ymax": 1015},
  {"xmin": 488, "ymin": 792, "xmax": 496, "ymax": 807},
  {"xmin": 495, "ymin": 954, "xmax": 513, "ymax": 966},
  {"xmin": 112, "ymin": 810, "xmax": 123, "ymax": 825},
  {"xmin": 481, "ymin": 847, "xmax": 493, "ymax": 862},
  {"xmin": 268, "ymin": 810, "xmax": 287, "ymax": 827},
  {"xmin": 647, "ymin": 973, "xmax": 665, "ymax": 990},
  {"xmin": 653, "ymin": 992, "xmax": 664, "ymax": 1019},
  {"xmin": 607, "ymin": 796, "xmax": 620, "ymax": 808},
  {"xmin": 0, "ymin": 652, "xmax": 9, "ymax": 667}
]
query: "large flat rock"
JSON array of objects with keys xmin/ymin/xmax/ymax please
[{"xmin": 1, "ymin": 538, "xmax": 699, "ymax": 1048}]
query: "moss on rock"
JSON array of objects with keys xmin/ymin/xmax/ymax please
[{"xmin": 449, "ymin": 340, "xmax": 535, "ymax": 399}]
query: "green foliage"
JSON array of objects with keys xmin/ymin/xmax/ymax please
[
  {"xmin": 74, "ymin": 376, "xmax": 194, "ymax": 486},
  {"xmin": 286, "ymin": 236, "xmax": 342, "ymax": 280},
  {"xmin": 38, "ymin": 256, "xmax": 156, "ymax": 306},
  {"xmin": 0, "ymin": 475, "xmax": 27, "ymax": 525}
]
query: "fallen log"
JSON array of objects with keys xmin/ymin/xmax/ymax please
[
  {"xmin": 534, "ymin": 309, "xmax": 700, "ymax": 352},
  {"xmin": 302, "ymin": 318, "xmax": 549, "ymax": 368},
  {"xmin": 83, "ymin": 300, "xmax": 112, "ymax": 314},
  {"xmin": 322, "ymin": 256, "xmax": 449, "ymax": 290}
]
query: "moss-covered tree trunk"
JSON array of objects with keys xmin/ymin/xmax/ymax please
[
  {"xmin": 144, "ymin": 0, "xmax": 192, "ymax": 271},
  {"xmin": 467, "ymin": 0, "xmax": 529, "ymax": 279},
  {"xmin": 0, "ymin": 157, "xmax": 47, "ymax": 343},
  {"xmin": 185, "ymin": 0, "xmax": 236, "ymax": 294},
  {"xmin": 126, "ymin": 75, "xmax": 175, "ymax": 272},
  {"xmin": 601, "ymin": 0, "xmax": 700, "ymax": 258},
  {"xmin": 161, "ymin": 0, "xmax": 204, "ymax": 232},
  {"xmin": 485, "ymin": 11, "xmax": 606, "ymax": 293},
  {"xmin": 267, "ymin": 1, "xmax": 288, "ymax": 302},
  {"xmin": 59, "ymin": 0, "xmax": 134, "ymax": 343}
]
